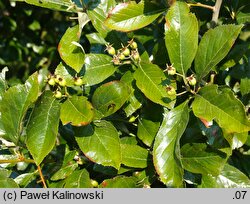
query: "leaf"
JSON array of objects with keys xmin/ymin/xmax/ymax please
[
  {"xmin": 165, "ymin": 1, "xmax": 198, "ymax": 74},
  {"xmin": 87, "ymin": 0, "xmax": 116, "ymax": 37},
  {"xmin": 54, "ymin": 62, "xmax": 75, "ymax": 87},
  {"xmin": 199, "ymin": 164, "xmax": 250, "ymax": 188},
  {"xmin": 58, "ymin": 25, "xmax": 85, "ymax": 73},
  {"xmin": 134, "ymin": 62, "xmax": 176, "ymax": 108},
  {"xmin": 121, "ymin": 144, "xmax": 149, "ymax": 168},
  {"xmin": 137, "ymin": 103, "xmax": 163, "ymax": 147},
  {"xmin": 100, "ymin": 176, "xmax": 137, "ymax": 188},
  {"xmin": 153, "ymin": 101, "xmax": 189, "ymax": 187},
  {"xmin": 0, "ymin": 72, "xmax": 39, "ymax": 143},
  {"xmin": 0, "ymin": 169, "xmax": 19, "ymax": 188},
  {"xmin": 0, "ymin": 178, "xmax": 19, "ymax": 188},
  {"xmin": 75, "ymin": 120, "xmax": 121, "ymax": 169},
  {"xmin": 85, "ymin": 33, "xmax": 107, "ymax": 45},
  {"xmin": 26, "ymin": 91, "xmax": 60, "ymax": 165},
  {"xmin": 60, "ymin": 96, "xmax": 94, "ymax": 126},
  {"xmin": 83, "ymin": 54, "xmax": 116, "ymax": 86},
  {"xmin": 195, "ymin": 25, "xmax": 243, "ymax": 79},
  {"xmin": 181, "ymin": 143, "xmax": 227, "ymax": 175},
  {"xmin": 223, "ymin": 132, "xmax": 249, "ymax": 150},
  {"xmin": 14, "ymin": 172, "xmax": 36, "ymax": 187},
  {"xmin": 121, "ymin": 71, "xmax": 143, "ymax": 117},
  {"xmin": 64, "ymin": 169, "xmax": 92, "ymax": 188},
  {"xmin": 18, "ymin": 0, "xmax": 77, "ymax": 12},
  {"xmin": 237, "ymin": 5, "xmax": 250, "ymax": 24},
  {"xmin": 240, "ymin": 78, "xmax": 250, "ymax": 95},
  {"xmin": 192, "ymin": 85, "xmax": 250, "ymax": 133},
  {"xmin": 50, "ymin": 163, "xmax": 78, "ymax": 181},
  {"xmin": 105, "ymin": 1, "xmax": 164, "ymax": 32},
  {"xmin": 92, "ymin": 81, "xmax": 131, "ymax": 118}
]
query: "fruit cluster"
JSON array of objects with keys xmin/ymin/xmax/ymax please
[
  {"xmin": 105, "ymin": 39, "xmax": 140, "ymax": 65},
  {"xmin": 164, "ymin": 64, "xmax": 197, "ymax": 96},
  {"xmin": 47, "ymin": 74, "xmax": 84, "ymax": 99}
]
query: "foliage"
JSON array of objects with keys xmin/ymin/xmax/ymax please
[{"xmin": 0, "ymin": 0, "xmax": 250, "ymax": 188}]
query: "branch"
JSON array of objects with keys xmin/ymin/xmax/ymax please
[
  {"xmin": 212, "ymin": 0, "xmax": 223, "ymax": 24},
  {"xmin": 188, "ymin": 3, "xmax": 214, "ymax": 11},
  {"xmin": 37, "ymin": 165, "xmax": 47, "ymax": 188},
  {"xmin": 188, "ymin": 0, "xmax": 223, "ymax": 24}
]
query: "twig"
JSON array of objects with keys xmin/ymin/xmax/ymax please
[
  {"xmin": 188, "ymin": 3, "xmax": 214, "ymax": 11},
  {"xmin": 37, "ymin": 165, "xmax": 47, "ymax": 188},
  {"xmin": 212, "ymin": 0, "xmax": 223, "ymax": 24},
  {"xmin": 0, "ymin": 158, "xmax": 35, "ymax": 164}
]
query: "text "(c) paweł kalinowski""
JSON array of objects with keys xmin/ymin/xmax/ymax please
[{"xmin": 20, "ymin": 190, "xmax": 104, "ymax": 200}]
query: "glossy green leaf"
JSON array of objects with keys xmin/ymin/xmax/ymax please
[
  {"xmin": 87, "ymin": 0, "xmax": 115, "ymax": 37},
  {"xmin": 51, "ymin": 163, "xmax": 78, "ymax": 181},
  {"xmin": 195, "ymin": 25, "xmax": 243, "ymax": 79},
  {"xmin": 0, "ymin": 178, "xmax": 19, "ymax": 188},
  {"xmin": 60, "ymin": 96, "xmax": 94, "ymax": 126},
  {"xmin": 121, "ymin": 144, "xmax": 149, "ymax": 168},
  {"xmin": 153, "ymin": 101, "xmax": 189, "ymax": 187},
  {"xmin": 14, "ymin": 172, "xmax": 36, "ymax": 187},
  {"xmin": 75, "ymin": 120, "xmax": 121, "ymax": 169},
  {"xmin": 137, "ymin": 118, "xmax": 160, "ymax": 147},
  {"xmin": 64, "ymin": 169, "xmax": 92, "ymax": 188},
  {"xmin": 137, "ymin": 103, "xmax": 163, "ymax": 147},
  {"xmin": 83, "ymin": 54, "xmax": 116, "ymax": 86},
  {"xmin": 92, "ymin": 81, "xmax": 131, "ymax": 118},
  {"xmin": 105, "ymin": 1, "xmax": 164, "ymax": 32},
  {"xmin": 181, "ymin": 143, "xmax": 227, "ymax": 175},
  {"xmin": 100, "ymin": 176, "xmax": 137, "ymax": 188},
  {"xmin": 240, "ymin": 78, "xmax": 250, "ymax": 95},
  {"xmin": 121, "ymin": 71, "xmax": 143, "ymax": 117},
  {"xmin": 120, "ymin": 136, "xmax": 138, "ymax": 145},
  {"xmin": 199, "ymin": 164, "xmax": 250, "ymax": 188},
  {"xmin": 224, "ymin": 132, "xmax": 249, "ymax": 150},
  {"xmin": 0, "ymin": 168, "xmax": 11, "ymax": 179},
  {"xmin": 0, "ymin": 169, "xmax": 19, "ymax": 187},
  {"xmin": 134, "ymin": 62, "xmax": 176, "ymax": 108},
  {"xmin": 26, "ymin": 91, "xmax": 60, "ymax": 165},
  {"xmin": 54, "ymin": 62, "xmax": 75, "ymax": 87},
  {"xmin": 0, "ymin": 72, "xmax": 39, "ymax": 143},
  {"xmin": 85, "ymin": 33, "xmax": 107, "ymax": 45},
  {"xmin": 165, "ymin": 1, "xmax": 198, "ymax": 74},
  {"xmin": 17, "ymin": 0, "xmax": 77, "ymax": 12},
  {"xmin": 192, "ymin": 85, "xmax": 250, "ymax": 133},
  {"xmin": 58, "ymin": 25, "xmax": 85, "ymax": 73}
]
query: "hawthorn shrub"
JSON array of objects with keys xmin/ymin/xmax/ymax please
[{"xmin": 0, "ymin": 0, "xmax": 250, "ymax": 188}]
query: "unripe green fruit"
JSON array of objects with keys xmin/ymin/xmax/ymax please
[
  {"xmin": 130, "ymin": 41, "xmax": 138, "ymax": 49},
  {"xmin": 58, "ymin": 78, "xmax": 67, "ymax": 87},
  {"xmin": 91, "ymin": 179, "xmax": 99, "ymax": 187},
  {"xmin": 48, "ymin": 78, "xmax": 56, "ymax": 86},
  {"xmin": 128, "ymin": 116, "xmax": 136, "ymax": 123},
  {"xmin": 54, "ymin": 91, "xmax": 62, "ymax": 99},
  {"xmin": 107, "ymin": 46, "xmax": 116, "ymax": 56},
  {"xmin": 187, "ymin": 75, "xmax": 197, "ymax": 86},
  {"xmin": 118, "ymin": 53, "xmax": 125, "ymax": 60},
  {"xmin": 74, "ymin": 77, "xmax": 84, "ymax": 86},
  {"xmin": 166, "ymin": 86, "xmax": 176, "ymax": 96},
  {"xmin": 167, "ymin": 66, "xmax": 176, "ymax": 75},
  {"xmin": 123, "ymin": 47, "xmax": 130, "ymax": 56}
]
